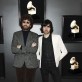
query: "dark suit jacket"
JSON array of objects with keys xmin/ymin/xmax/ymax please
[{"xmin": 11, "ymin": 30, "xmax": 38, "ymax": 68}]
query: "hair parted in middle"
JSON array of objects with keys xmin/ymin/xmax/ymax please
[
  {"xmin": 40, "ymin": 19, "xmax": 53, "ymax": 33},
  {"xmin": 19, "ymin": 14, "xmax": 33, "ymax": 29}
]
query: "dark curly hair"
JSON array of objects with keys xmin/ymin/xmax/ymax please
[
  {"xmin": 19, "ymin": 14, "xmax": 33, "ymax": 29},
  {"xmin": 40, "ymin": 19, "xmax": 53, "ymax": 33}
]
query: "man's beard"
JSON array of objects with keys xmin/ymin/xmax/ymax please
[{"xmin": 21, "ymin": 27, "xmax": 30, "ymax": 31}]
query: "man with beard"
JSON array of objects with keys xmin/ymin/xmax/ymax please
[{"xmin": 11, "ymin": 14, "xmax": 38, "ymax": 82}]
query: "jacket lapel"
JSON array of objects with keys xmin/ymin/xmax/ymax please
[
  {"xmin": 51, "ymin": 34, "xmax": 58, "ymax": 48},
  {"xmin": 19, "ymin": 31, "xmax": 25, "ymax": 46}
]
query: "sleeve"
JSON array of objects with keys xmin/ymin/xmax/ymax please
[
  {"xmin": 11, "ymin": 32, "xmax": 26, "ymax": 54},
  {"xmin": 36, "ymin": 38, "xmax": 40, "ymax": 60},
  {"xmin": 59, "ymin": 35, "xmax": 68, "ymax": 60},
  {"xmin": 26, "ymin": 34, "xmax": 38, "ymax": 54}
]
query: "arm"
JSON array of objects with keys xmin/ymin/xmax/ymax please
[
  {"xmin": 59, "ymin": 36, "xmax": 68, "ymax": 60},
  {"xmin": 11, "ymin": 32, "xmax": 26, "ymax": 54},
  {"xmin": 26, "ymin": 34, "xmax": 38, "ymax": 54},
  {"xmin": 36, "ymin": 38, "xmax": 40, "ymax": 60}
]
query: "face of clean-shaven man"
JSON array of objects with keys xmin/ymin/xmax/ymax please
[{"xmin": 43, "ymin": 24, "xmax": 51, "ymax": 35}]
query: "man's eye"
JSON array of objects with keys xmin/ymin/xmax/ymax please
[
  {"xmin": 23, "ymin": 22, "xmax": 25, "ymax": 23},
  {"xmin": 27, "ymin": 22, "xmax": 30, "ymax": 23}
]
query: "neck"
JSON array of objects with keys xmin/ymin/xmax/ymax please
[
  {"xmin": 43, "ymin": 33, "xmax": 50, "ymax": 38},
  {"xmin": 22, "ymin": 29, "xmax": 30, "ymax": 31}
]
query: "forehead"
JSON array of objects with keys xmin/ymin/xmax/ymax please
[
  {"xmin": 44, "ymin": 24, "xmax": 50, "ymax": 27},
  {"xmin": 22, "ymin": 19, "xmax": 30, "ymax": 22}
]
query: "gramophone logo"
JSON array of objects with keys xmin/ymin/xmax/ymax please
[{"xmin": 27, "ymin": 1, "xmax": 36, "ymax": 15}]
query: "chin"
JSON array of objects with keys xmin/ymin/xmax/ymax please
[{"xmin": 22, "ymin": 28, "xmax": 29, "ymax": 31}]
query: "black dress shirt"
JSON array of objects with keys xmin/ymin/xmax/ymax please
[
  {"xmin": 41, "ymin": 34, "xmax": 56, "ymax": 68},
  {"xmin": 22, "ymin": 30, "xmax": 30, "ymax": 46}
]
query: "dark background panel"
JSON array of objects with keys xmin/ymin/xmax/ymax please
[
  {"xmin": 19, "ymin": 0, "xmax": 45, "ymax": 23},
  {"xmin": 0, "ymin": 16, "xmax": 4, "ymax": 44},
  {"xmin": 62, "ymin": 15, "xmax": 82, "ymax": 43},
  {"xmin": 0, "ymin": 53, "xmax": 5, "ymax": 79},
  {"xmin": 61, "ymin": 52, "xmax": 82, "ymax": 78}
]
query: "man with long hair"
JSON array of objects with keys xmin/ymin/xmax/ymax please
[{"xmin": 37, "ymin": 19, "xmax": 68, "ymax": 82}]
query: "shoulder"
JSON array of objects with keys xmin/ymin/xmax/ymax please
[
  {"xmin": 30, "ymin": 31, "xmax": 38, "ymax": 38},
  {"xmin": 13, "ymin": 30, "xmax": 21, "ymax": 35},
  {"xmin": 30, "ymin": 31, "xmax": 38, "ymax": 35},
  {"xmin": 52, "ymin": 34, "xmax": 63, "ymax": 41},
  {"xmin": 52, "ymin": 34, "xmax": 61, "ymax": 38},
  {"xmin": 38, "ymin": 35, "xmax": 43, "ymax": 39}
]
